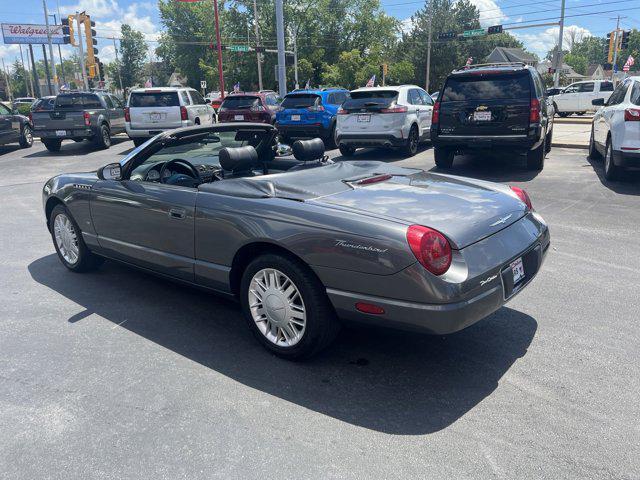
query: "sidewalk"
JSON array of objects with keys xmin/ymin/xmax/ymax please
[{"xmin": 551, "ymin": 121, "xmax": 590, "ymax": 149}]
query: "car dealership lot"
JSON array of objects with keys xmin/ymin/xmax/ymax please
[{"xmin": 1, "ymin": 138, "xmax": 639, "ymax": 479}]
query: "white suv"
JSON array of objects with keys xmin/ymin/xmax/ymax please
[
  {"xmin": 336, "ymin": 85, "xmax": 433, "ymax": 157},
  {"xmin": 590, "ymin": 76, "xmax": 640, "ymax": 180},
  {"xmin": 125, "ymin": 87, "xmax": 216, "ymax": 146},
  {"xmin": 552, "ymin": 80, "xmax": 614, "ymax": 117}
]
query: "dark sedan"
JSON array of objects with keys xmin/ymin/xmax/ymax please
[{"xmin": 0, "ymin": 102, "xmax": 33, "ymax": 148}]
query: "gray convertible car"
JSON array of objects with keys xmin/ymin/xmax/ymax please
[{"xmin": 43, "ymin": 123, "xmax": 550, "ymax": 359}]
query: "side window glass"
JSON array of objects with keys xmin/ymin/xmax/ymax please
[
  {"xmin": 327, "ymin": 93, "xmax": 335, "ymax": 104},
  {"xmin": 103, "ymin": 95, "xmax": 114, "ymax": 108},
  {"xmin": 578, "ymin": 83, "xmax": 594, "ymax": 93},
  {"xmin": 0, "ymin": 103, "xmax": 10, "ymax": 115},
  {"xmin": 111, "ymin": 96, "xmax": 123, "ymax": 108},
  {"xmin": 607, "ymin": 81, "xmax": 628, "ymax": 106},
  {"xmin": 190, "ymin": 90, "xmax": 207, "ymax": 105},
  {"xmin": 419, "ymin": 90, "xmax": 433, "ymax": 105},
  {"xmin": 564, "ymin": 84, "xmax": 578, "ymax": 93},
  {"xmin": 408, "ymin": 89, "xmax": 420, "ymax": 105},
  {"xmin": 600, "ymin": 81, "xmax": 614, "ymax": 92},
  {"xmin": 630, "ymin": 82, "xmax": 640, "ymax": 106},
  {"xmin": 180, "ymin": 91, "xmax": 191, "ymax": 105}
]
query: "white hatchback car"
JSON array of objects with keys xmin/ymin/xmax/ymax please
[
  {"xmin": 125, "ymin": 87, "xmax": 216, "ymax": 146},
  {"xmin": 590, "ymin": 76, "xmax": 640, "ymax": 180},
  {"xmin": 336, "ymin": 85, "xmax": 433, "ymax": 157}
]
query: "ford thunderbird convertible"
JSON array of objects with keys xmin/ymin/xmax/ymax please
[{"xmin": 43, "ymin": 123, "xmax": 550, "ymax": 359}]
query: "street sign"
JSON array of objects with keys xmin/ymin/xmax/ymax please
[
  {"xmin": 438, "ymin": 31, "xmax": 456, "ymax": 40},
  {"xmin": 200, "ymin": 80, "xmax": 207, "ymax": 89},
  {"xmin": 463, "ymin": 29, "xmax": 485, "ymax": 38},
  {"xmin": 228, "ymin": 45, "xmax": 249, "ymax": 52}
]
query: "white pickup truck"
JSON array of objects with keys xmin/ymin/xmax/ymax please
[{"xmin": 551, "ymin": 80, "xmax": 614, "ymax": 117}]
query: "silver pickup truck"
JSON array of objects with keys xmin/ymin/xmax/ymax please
[{"xmin": 31, "ymin": 92, "xmax": 126, "ymax": 152}]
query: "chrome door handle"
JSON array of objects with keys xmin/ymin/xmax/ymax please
[{"xmin": 169, "ymin": 208, "xmax": 186, "ymax": 219}]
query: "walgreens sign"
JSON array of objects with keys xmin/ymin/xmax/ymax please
[{"xmin": 1, "ymin": 23, "xmax": 65, "ymax": 44}]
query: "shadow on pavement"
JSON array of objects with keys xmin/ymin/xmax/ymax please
[
  {"xmin": 24, "ymin": 136, "xmax": 132, "ymax": 158},
  {"xmin": 29, "ymin": 254, "xmax": 537, "ymax": 435},
  {"xmin": 332, "ymin": 144, "xmax": 432, "ymax": 163},
  {"xmin": 0, "ymin": 145, "xmax": 26, "ymax": 156},
  {"xmin": 586, "ymin": 154, "xmax": 640, "ymax": 195},
  {"xmin": 429, "ymin": 152, "xmax": 542, "ymax": 182}
]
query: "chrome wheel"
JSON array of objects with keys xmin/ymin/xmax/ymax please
[
  {"xmin": 24, "ymin": 126, "xmax": 33, "ymax": 145},
  {"xmin": 102, "ymin": 127, "xmax": 111, "ymax": 146},
  {"xmin": 53, "ymin": 214, "xmax": 79, "ymax": 265},
  {"xmin": 248, "ymin": 268, "xmax": 306, "ymax": 347}
]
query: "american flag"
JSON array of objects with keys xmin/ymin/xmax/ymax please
[
  {"xmin": 465, "ymin": 57, "xmax": 473, "ymax": 66},
  {"xmin": 623, "ymin": 55, "xmax": 635, "ymax": 72},
  {"xmin": 144, "ymin": 78, "xmax": 152, "ymax": 88},
  {"xmin": 365, "ymin": 75, "xmax": 376, "ymax": 87},
  {"xmin": 233, "ymin": 82, "xmax": 240, "ymax": 93}
]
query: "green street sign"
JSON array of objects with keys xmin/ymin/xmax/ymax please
[
  {"xmin": 228, "ymin": 45, "xmax": 250, "ymax": 52},
  {"xmin": 463, "ymin": 29, "xmax": 486, "ymax": 38}
]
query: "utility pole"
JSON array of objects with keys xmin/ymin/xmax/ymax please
[
  {"xmin": 292, "ymin": 29, "xmax": 299, "ymax": 90},
  {"xmin": 275, "ymin": 0, "xmax": 287, "ymax": 97},
  {"xmin": 28, "ymin": 44, "xmax": 41, "ymax": 97},
  {"xmin": 76, "ymin": 12, "xmax": 88, "ymax": 90},
  {"xmin": 252, "ymin": 0, "xmax": 263, "ymax": 90},
  {"xmin": 213, "ymin": 0, "xmax": 225, "ymax": 98},
  {"xmin": 112, "ymin": 37, "xmax": 124, "ymax": 93},
  {"xmin": 553, "ymin": 0, "xmax": 566, "ymax": 87},
  {"xmin": 42, "ymin": 0, "xmax": 59, "ymax": 94},
  {"xmin": 610, "ymin": 15, "xmax": 626, "ymax": 82},
  {"xmin": 42, "ymin": 45, "xmax": 53, "ymax": 95},
  {"xmin": 50, "ymin": 14, "xmax": 66, "ymax": 84},
  {"xmin": 2, "ymin": 60, "xmax": 13, "ymax": 102},
  {"xmin": 19, "ymin": 45, "xmax": 34, "ymax": 97},
  {"xmin": 425, "ymin": 2, "xmax": 432, "ymax": 92}
]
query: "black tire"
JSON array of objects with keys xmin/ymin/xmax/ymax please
[
  {"xmin": 324, "ymin": 123, "xmax": 337, "ymax": 150},
  {"xmin": 557, "ymin": 111, "xmax": 570, "ymax": 118},
  {"xmin": 19, "ymin": 124, "xmax": 33, "ymax": 148},
  {"xmin": 604, "ymin": 136, "xmax": 620, "ymax": 181},
  {"xmin": 526, "ymin": 139, "xmax": 545, "ymax": 171},
  {"xmin": 132, "ymin": 138, "xmax": 146, "ymax": 147},
  {"xmin": 240, "ymin": 253, "xmax": 340, "ymax": 360},
  {"xmin": 589, "ymin": 125, "xmax": 601, "ymax": 160},
  {"xmin": 402, "ymin": 124, "xmax": 419, "ymax": 156},
  {"xmin": 93, "ymin": 123, "xmax": 111, "ymax": 149},
  {"xmin": 42, "ymin": 139, "xmax": 62, "ymax": 152},
  {"xmin": 49, "ymin": 204, "xmax": 104, "ymax": 273},
  {"xmin": 434, "ymin": 147, "xmax": 454, "ymax": 169},
  {"xmin": 339, "ymin": 144, "xmax": 356, "ymax": 157},
  {"xmin": 545, "ymin": 129, "xmax": 552, "ymax": 154}
]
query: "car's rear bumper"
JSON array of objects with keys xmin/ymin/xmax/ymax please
[
  {"xmin": 337, "ymin": 133, "xmax": 405, "ymax": 148},
  {"xmin": 276, "ymin": 123, "xmax": 331, "ymax": 139},
  {"xmin": 37, "ymin": 128, "xmax": 95, "ymax": 140},
  {"xmin": 126, "ymin": 122, "xmax": 189, "ymax": 138},
  {"xmin": 431, "ymin": 126, "xmax": 544, "ymax": 151},
  {"xmin": 613, "ymin": 149, "xmax": 640, "ymax": 168}
]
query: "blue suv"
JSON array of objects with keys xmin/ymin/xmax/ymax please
[{"xmin": 275, "ymin": 88, "xmax": 350, "ymax": 148}]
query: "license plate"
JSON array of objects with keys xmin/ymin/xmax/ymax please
[
  {"xmin": 474, "ymin": 111, "xmax": 491, "ymax": 121},
  {"xmin": 510, "ymin": 257, "xmax": 525, "ymax": 284},
  {"xmin": 55, "ymin": 130, "xmax": 66, "ymax": 136},
  {"xmin": 291, "ymin": 114, "xmax": 301, "ymax": 121},
  {"xmin": 234, "ymin": 115, "xmax": 244, "ymax": 121},
  {"xmin": 149, "ymin": 113, "xmax": 163, "ymax": 122},
  {"xmin": 357, "ymin": 114, "xmax": 371, "ymax": 123}
]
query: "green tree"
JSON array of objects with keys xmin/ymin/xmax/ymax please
[
  {"xmin": 119, "ymin": 24, "xmax": 148, "ymax": 88},
  {"xmin": 564, "ymin": 53, "xmax": 588, "ymax": 75}
]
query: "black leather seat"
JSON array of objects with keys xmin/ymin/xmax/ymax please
[{"xmin": 219, "ymin": 145, "xmax": 259, "ymax": 178}]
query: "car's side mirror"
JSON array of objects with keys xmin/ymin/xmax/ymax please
[
  {"xmin": 275, "ymin": 143, "xmax": 293, "ymax": 157},
  {"xmin": 98, "ymin": 163, "xmax": 122, "ymax": 181},
  {"xmin": 592, "ymin": 98, "xmax": 605, "ymax": 106}
]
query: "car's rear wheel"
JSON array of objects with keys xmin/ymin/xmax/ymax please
[
  {"xmin": 589, "ymin": 125, "xmax": 602, "ymax": 159},
  {"xmin": 49, "ymin": 204, "xmax": 104, "ymax": 272},
  {"xmin": 434, "ymin": 147, "xmax": 454, "ymax": 169},
  {"xmin": 526, "ymin": 138, "xmax": 545, "ymax": 171},
  {"xmin": 42, "ymin": 139, "xmax": 62, "ymax": 152},
  {"xmin": 604, "ymin": 136, "xmax": 620, "ymax": 181},
  {"xmin": 402, "ymin": 125, "xmax": 419, "ymax": 156},
  {"xmin": 339, "ymin": 144, "xmax": 356, "ymax": 157},
  {"xmin": 324, "ymin": 123, "xmax": 337, "ymax": 150},
  {"xmin": 240, "ymin": 253, "xmax": 340, "ymax": 359},
  {"xmin": 19, "ymin": 124, "xmax": 33, "ymax": 148},
  {"xmin": 94, "ymin": 124, "xmax": 111, "ymax": 149}
]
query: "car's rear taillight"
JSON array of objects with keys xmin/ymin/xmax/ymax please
[
  {"xmin": 180, "ymin": 106, "xmax": 188, "ymax": 121},
  {"xmin": 337, "ymin": 108, "xmax": 348, "ymax": 115},
  {"xmin": 529, "ymin": 98, "xmax": 541, "ymax": 123},
  {"xmin": 406, "ymin": 225, "xmax": 452, "ymax": 276},
  {"xmin": 308, "ymin": 105, "xmax": 325, "ymax": 112},
  {"xmin": 28, "ymin": 112, "xmax": 33, "ymax": 123},
  {"xmin": 432, "ymin": 101, "xmax": 440, "ymax": 123},
  {"xmin": 124, "ymin": 106, "xmax": 130, "ymax": 122},
  {"xmin": 624, "ymin": 108, "xmax": 640, "ymax": 121},
  {"xmin": 83, "ymin": 112, "xmax": 91, "ymax": 126},
  {"xmin": 509, "ymin": 186, "xmax": 533, "ymax": 210},
  {"xmin": 380, "ymin": 105, "xmax": 408, "ymax": 114}
]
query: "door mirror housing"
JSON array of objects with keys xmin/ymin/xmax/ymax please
[
  {"xmin": 98, "ymin": 163, "xmax": 122, "ymax": 181},
  {"xmin": 591, "ymin": 98, "xmax": 605, "ymax": 106}
]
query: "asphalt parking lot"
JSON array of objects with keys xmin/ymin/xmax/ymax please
[{"xmin": 1, "ymin": 137, "xmax": 639, "ymax": 479}]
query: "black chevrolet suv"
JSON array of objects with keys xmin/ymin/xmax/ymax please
[{"xmin": 431, "ymin": 63, "xmax": 553, "ymax": 171}]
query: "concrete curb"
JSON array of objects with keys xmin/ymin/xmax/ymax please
[
  {"xmin": 554, "ymin": 118, "xmax": 593, "ymax": 125},
  {"xmin": 552, "ymin": 142, "xmax": 589, "ymax": 150}
]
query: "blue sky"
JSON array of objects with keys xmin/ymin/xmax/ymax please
[{"xmin": 1, "ymin": 0, "xmax": 638, "ymax": 69}]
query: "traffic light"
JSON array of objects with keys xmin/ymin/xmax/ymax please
[
  {"xmin": 607, "ymin": 31, "xmax": 616, "ymax": 63},
  {"xmin": 620, "ymin": 30, "xmax": 630, "ymax": 50},
  {"xmin": 96, "ymin": 58, "xmax": 105, "ymax": 82},
  {"xmin": 487, "ymin": 25, "xmax": 503, "ymax": 35},
  {"xmin": 61, "ymin": 15, "xmax": 77, "ymax": 46},
  {"xmin": 438, "ymin": 31, "xmax": 456, "ymax": 40},
  {"xmin": 83, "ymin": 15, "xmax": 98, "ymax": 69}
]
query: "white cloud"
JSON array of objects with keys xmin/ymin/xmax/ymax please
[
  {"xmin": 400, "ymin": 18, "xmax": 414, "ymax": 35},
  {"xmin": 514, "ymin": 24, "xmax": 592, "ymax": 58},
  {"xmin": 469, "ymin": 0, "xmax": 508, "ymax": 27},
  {"xmin": 58, "ymin": 0, "xmax": 120, "ymax": 17}
]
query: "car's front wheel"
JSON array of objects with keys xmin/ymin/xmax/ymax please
[
  {"xmin": 240, "ymin": 253, "xmax": 340, "ymax": 359},
  {"xmin": 324, "ymin": 123, "xmax": 337, "ymax": 150},
  {"xmin": 19, "ymin": 124, "xmax": 34, "ymax": 148},
  {"xmin": 42, "ymin": 139, "xmax": 62, "ymax": 152},
  {"xmin": 49, "ymin": 204, "xmax": 104, "ymax": 272},
  {"xmin": 604, "ymin": 136, "xmax": 620, "ymax": 181}
]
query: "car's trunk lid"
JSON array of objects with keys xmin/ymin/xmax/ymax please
[{"xmin": 313, "ymin": 172, "xmax": 526, "ymax": 249}]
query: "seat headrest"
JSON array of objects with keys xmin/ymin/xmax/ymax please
[
  {"xmin": 292, "ymin": 138, "xmax": 325, "ymax": 162},
  {"xmin": 219, "ymin": 146, "xmax": 258, "ymax": 172}
]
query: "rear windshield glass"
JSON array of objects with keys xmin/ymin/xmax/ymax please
[
  {"xmin": 55, "ymin": 94, "xmax": 102, "ymax": 109},
  {"xmin": 342, "ymin": 90, "xmax": 398, "ymax": 110},
  {"xmin": 281, "ymin": 94, "xmax": 320, "ymax": 109},
  {"xmin": 442, "ymin": 74, "xmax": 531, "ymax": 102},
  {"xmin": 129, "ymin": 92, "xmax": 180, "ymax": 107},
  {"xmin": 220, "ymin": 96, "xmax": 260, "ymax": 110}
]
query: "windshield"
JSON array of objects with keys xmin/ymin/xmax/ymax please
[
  {"xmin": 220, "ymin": 96, "xmax": 260, "ymax": 110},
  {"xmin": 342, "ymin": 90, "xmax": 398, "ymax": 110},
  {"xmin": 281, "ymin": 94, "xmax": 320, "ymax": 109},
  {"xmin": 442, "ymin": 74, "xmax": 531, "ymax": 101},
  {"xmin": 55, "ymin": 94, "xmax": 102, "ymax": 109},
  {"xmin": 129, "ymin": 92, "xmax": 180, "ymax": 107}
]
